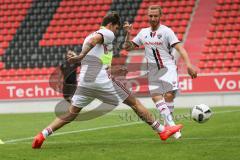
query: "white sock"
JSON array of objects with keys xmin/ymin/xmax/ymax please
[
  {"xmin": 164, "ymin": 101, "xmax": 175, "ymax": 126},
  {"xmin": 42, "ymin": 127, "xmax": 53, "ymax": 138},
  {"xmin": 156, "ymin": 100, "xmax": 175, "ymax": 126},
  {"xmin": 165, "ymin": 101, "xmax": 174, "ymax": 114},
  {"xmin": 151, "ymin": 121, "xmax": 164, "ymax": 133}
]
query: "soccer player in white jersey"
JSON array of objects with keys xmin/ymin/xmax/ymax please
[
  {"xmin": 123, "ymin": 5, "xmax": 197, "ymax": 139},
  {"xmin": 32, "ymin": 12, "xmax": 183, "ymax": 149}
]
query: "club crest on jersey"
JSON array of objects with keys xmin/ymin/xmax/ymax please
[{"xmin": 157, "ymin": 34, "xmax": 162, "ymax": 39}]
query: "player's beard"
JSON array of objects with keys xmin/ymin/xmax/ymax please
[{"xmin": 150, "ymin": 20, "xmax": 160, "ymax": 30}]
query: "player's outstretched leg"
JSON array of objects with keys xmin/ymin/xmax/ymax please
[
  {"xmin": 123, "ymin": 95, "xmax": 183, "ymax": 141},
  {"xmin": 32, "ymin": 105, "xmax": 82, "ymax": 149}
]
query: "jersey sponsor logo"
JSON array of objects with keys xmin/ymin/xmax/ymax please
[{"xmin": 144, "ymin": 41, "xmax": 162, "ymax": 46}]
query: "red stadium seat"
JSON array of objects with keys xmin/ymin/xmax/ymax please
[
  {"xmin": 216, "ymin": 53, "xmax": 224, "ymax": 60},
  {"xmin": 212, "ymin": 39, "xmax": 221, "ymax": 46},
  {"xmin": 207, "ymin": 61, "xmax": 214, "ymax": 68},
  {"xmin": 232, "ymin": 60, "xmax": 240, "ymax": 67},
  {"xmin": 213, "ymin": 68, "xmax": 221, "ymax": 73},
  {"xmin": 16, "ymin": 68, "xmax": 25, "ymax": 76},
  {"xmin": 39, "ymin": 40, "xmax": 46, "ymax": 46},
  {"xmin": 185, "ymin": 7, "xmax": 192, "ymax": 13},
  {"xmin": 236, "ymin": 53, "xmax": 240, "ymax": 59},
  {"xmin": 230, "ymin": 67, "xmax": 238, "ymax": 72},
  {"xmin": 211, "ymin": 46, "xmax": 218, "ymax": 53},
  {"xmin": 237, "ymin": 46, "xmax": 240, "ymax": 52},
  {"xmin": 224, "ymin": 31, "xmax": 231, "ymax": 38},
  {"xmin": 214, "ymin": 12, "xmax": 221, "ymax": 18},
  {"xmin": 227, "ymin": 17, "xmax": 235, "ymax": 24},
  {"xmin": 207, "ymin": 32, "xmax": 214, "ymax": 39},
  {"xmin": 219, "ymin": 46, "xmax": 227, "ymax": 53},
  {"xmin": 216, "ymin": 25, "xmax": 224, "ymax": 31},
  {"xmin": 32, "ymin": 68, "xmax": 41, "ymax": 75},
  {"xmin": 223, "ymin": 60, "xmax": 232, "ymax": 67},
  {"xmin": 225, "ymin": 24, "xmax": 233, "ymax": 31},
  {"xmin": 225, "ymin": 52, "xmax": 234, "ymax": 60},
  {"xmin": 0, "ymin": 48, "xmax": 4, "ymax": 55},
  {"xmin": 1, "ymin": 41, "xmax": 9, "ymax": 49},
  {"xmin": 202, "ymin": 68, "xmax": 211, "ymax": 73},
  {"xmin": 0, "ymin": 69, "xmax": 8, "ymax": 76},
  {"xmin": 215, "ymin": 32, "xmax": 222, "ymax": 39},
  {"xmin": 229, "ymin": 10, "xmax": 238, "ymax": 17},
  {"xmin": 0, "ymin": 62, "xmax": 4, "ymax": 69},
  {"xmin": 221, "ymin": 67, "xmax": 229, "ymax": 73},
  {"xmin": 230, "ymin": 38, "xmax": 238, "ymax": 45},
  {"xmin": 204, "ymin": 39, "xmax": 211, "ymax": 46},
  {"xmin": 222, "ymin": 38, "xmax": 229, "ymax": 45},
  {"xmin": 208, "ymin": 54, "xmax": 216, "ymax": 60},
  {"xmin": 215, "ymin": 60, "xmax": 223, "ymax": 68},
  {"xmin": 209, "ymin": 25, "xmax": 215, "ymax": 32},
  {"xmin": 182, "ymin": 13, "xmax": 190, "ymax": 20},
  {"xmin": 232, "ymin": 31, "xmax": 239, "ymax": 38},
  {"xmin": 0, "ymin": 35, "xmax": 3, "ymax": 42}
]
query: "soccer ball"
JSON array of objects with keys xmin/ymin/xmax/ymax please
[{"xmin": 191, "ymin": 104, "xmax": 212, "ymax": 123}]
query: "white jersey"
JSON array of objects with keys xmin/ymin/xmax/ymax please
[
  {"xmin": 72, "ymin": 28, "xmax": 130, "ymax": 107},
  {"xmin": 132, "ymin": 25, "xmax": 180, "ymax": 68},
  {"xmin": 79, "ymin": 27, "xmax": 115, "ymax": 85}
]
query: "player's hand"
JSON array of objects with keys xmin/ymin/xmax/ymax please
[
  {"xmin": 123, "ymin": 21, "xmax": 132, "ymax": 33},
  {"xmin": 66, "ymin": 50, "xmax": 77, "ymax": 58},
  {"xmin": 107, "ymin": 65, "xmax": 128, "ymax": 77},
  {"xmin": 187, "ymin": 65, "xmax": 197, "ymax": 79},
  {"xmin": 117, "ymin": 66, "xmax": 128, "ymax": 76},
  {"xmin": 66, "ymin": 50, "xmax": 80, "ymax": 64}
]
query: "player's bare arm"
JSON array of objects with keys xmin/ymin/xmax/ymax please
[
  {"xmin": 122, "ymin": 21, "xmax": 137, "ymax": 51},
  {"xmin": 67, "ymin": 33, "xmax": 103, "ymax": 63},
  {"xmin": 174, "ymin": 43, "xmax": 197, "ymax": 79}
]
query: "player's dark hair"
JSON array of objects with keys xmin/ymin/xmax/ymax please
[{"xmin": 101, "ymin": 11, "xmax": 121, "ymax": 26}]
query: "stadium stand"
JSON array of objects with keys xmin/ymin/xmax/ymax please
[
  {"xmin": 1, "ymin": 0, "xmax": 64, "ymax": 81},
  {"xmin": 40, "ymin": 0, "xmax": 112, "ymax": 46},
  {"xmin": 198, "ymin": 0, "xmax": 240, "ymax": 73},
  {"xmin": 0, "ymin": 0, "xmax": 239, "ymax": 82},
  {"xmin": 109, "ymin": 0, "xmax": 142, "ymax": 56}
]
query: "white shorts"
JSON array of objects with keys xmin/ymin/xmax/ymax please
[
  {"xmin": 71, "ymin": 79, "xmax": 131, "ymax": 108},
  {"xmin": 148, "ymin": 66, "xmax": 178, "ymax": 95}
]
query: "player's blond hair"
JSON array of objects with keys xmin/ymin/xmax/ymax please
[{"xmin": 148, "ymin": 5, "xmax": 162, "ymax": 16}]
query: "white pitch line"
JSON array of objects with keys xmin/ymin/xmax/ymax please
[
  {"xmin": 3, "ymin": 122, "xmax": 142, "ymax": 144},
  {"xmin": 7, "ymin": 136, "xmax": 240, "ymax": 145},
  {"xmin": 2, "ymin": 109, "xmax": 240, "ymax": 144},
  {"xmin": 212, "ymin": 109, "xmax": 240, "ymax": 114}
]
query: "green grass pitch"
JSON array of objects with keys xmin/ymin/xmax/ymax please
[{"xmin": 0, "ymin": 107, "xmax": 240, "ymax": 160}]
